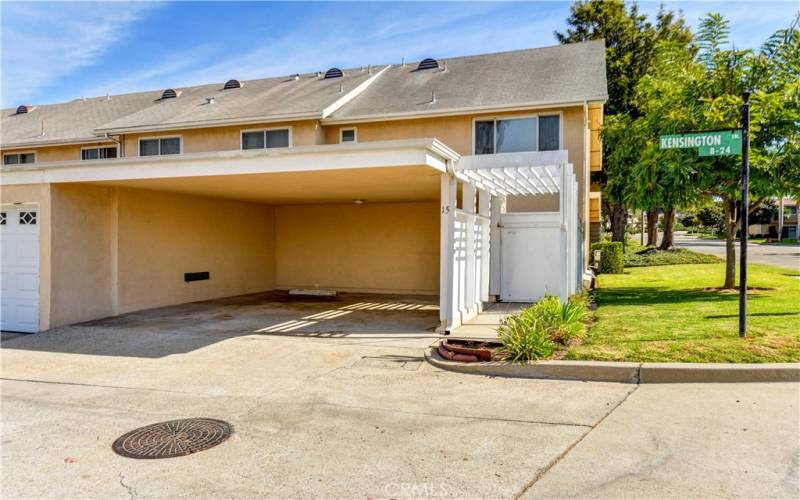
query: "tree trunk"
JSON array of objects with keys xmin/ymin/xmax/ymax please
[
  {"xmin": 722, "ymin": 196, "xmax": 737, "ymax": 289},
  {"xmin": 646, "ymin": 209, "xmax": 659, "ymax": 247},
  {"xmin": 610, "ymin": 202, "xmax": 627, "ymax": 242},
  {"xmin": 659, "ymin": 207, "xmax": 676, "ymax": 250}
]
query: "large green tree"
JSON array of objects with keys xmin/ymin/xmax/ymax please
[
  {"xmin": 635, "ymin": 13, "xmax": 800, "ymax": 287},
  {"xmin": 555, "ymin": 0, "xmax": 693, "ymax": 242}
]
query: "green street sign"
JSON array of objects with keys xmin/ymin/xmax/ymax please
[{"xmin": 659, "ymin": 130, "xmax": 742, "ymax": 157}]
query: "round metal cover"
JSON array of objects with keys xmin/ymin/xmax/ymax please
[{"xmin": 112, "ymin": 418, "xmax": 232, "ymax": 459}]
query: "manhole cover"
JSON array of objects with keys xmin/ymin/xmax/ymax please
[{"xmin": 112, "ymin": 418, "xmax": 232, "ymax": 459}]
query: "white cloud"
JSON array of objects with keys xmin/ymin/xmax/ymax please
[
  {"xmin": 0, "ymin": 1, "xmax": 162, "ymax": 106},
  {"xmin": 77, "ymin": 2, "xmax": 563, "ymax": 100}
]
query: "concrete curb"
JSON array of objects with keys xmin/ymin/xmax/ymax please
[
  {"xmin": 639, "ymin": 362, "xmax": 800, "ymax": 383},
  {"xmin": 425, "ymin": 348, "xmax": 800, "ymax": 383},
  {"xmin": 426, "ymin": 348, "xmax": 640, "ymax": 383}
]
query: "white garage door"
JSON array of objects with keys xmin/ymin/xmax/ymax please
[{"xmin": 1, "ymin": 206, "xmax": 40, "ymax": 333}]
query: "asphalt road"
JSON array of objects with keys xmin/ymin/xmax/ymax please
[
  {"xmin": 2, "ymin": 301, "xmax": 798, "ymax": 498},
  {"xmin": 675, "ymin": 232, "xmax": 800, "ymax": 270}
]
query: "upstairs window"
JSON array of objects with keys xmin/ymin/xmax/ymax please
[
  {"xmin": 340, "ymin": 128, "xmax": 357, "ymax": 144},
  {"xmin": 242, "ymin": 128, "xmax": 290, "ymax": 150},
  {"xmin": 82, "ymin": 146, "xmax": 118, "ymax": 160},
  {"xmin": 474, "ymin": 115, "xmax": 561, "ymax": 155},
  {"xmin": 3, "ymin": 152, "xmax": 35, "ymax": 165},
  {"xmin": 139, "ymin": 137, "xmax": 181, "ymax": 156}
]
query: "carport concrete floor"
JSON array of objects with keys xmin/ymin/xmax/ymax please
[{"xmin": 1, "ymin": 291, "xmax": 798, "ymax": 499}]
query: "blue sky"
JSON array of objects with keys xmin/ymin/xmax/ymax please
[{"xmin": 1, "ymin": 1, "xmax": 797, "ymax": 107}]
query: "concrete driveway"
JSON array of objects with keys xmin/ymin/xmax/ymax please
[
  {"xmin": 675, "ymin": 232, "xmax": 800, "ymax": 270},
  {"xmin": 2, "ymin": 292, "xmax": 798, "ymax": 499}
]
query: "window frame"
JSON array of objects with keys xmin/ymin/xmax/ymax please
[
  {"xmin": 80, "ymin": 145, "xmax": 119, "ymax": 161},
  {"xmin": 3, "ymin": 151, "xmax": 36, "ymax": 166},
  {"xmin": 137, "ymin": 135, "xmax": 183, "ymax": 157},
  {"xmin": 339, "ymin": 127, "xmax": 358, "ymax": 144},
  {"xmin": 471, "ymin": 112, "xmax": 563, "ymax": 155},
  {"xmin": 240, "ymin": 126, "xmax": 293, "ymax": 151}
]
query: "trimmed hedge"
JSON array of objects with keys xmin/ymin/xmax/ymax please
[{"xmin": 591, "ymin": 242, "xmax": 624, "ymax": 274}]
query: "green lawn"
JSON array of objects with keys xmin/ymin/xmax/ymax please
[{"xmin": 566, "ymin": 263, "xmax": 800, "ymax": 363}]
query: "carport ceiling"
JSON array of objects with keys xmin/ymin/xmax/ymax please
[{"xmin": 90, "ymin": 166, "xmax": 440, "ymax": 205}]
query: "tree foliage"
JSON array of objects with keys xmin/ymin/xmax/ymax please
[{"xmin": 630, "ymin": 12, "xmax": 800, "ymax": 285}]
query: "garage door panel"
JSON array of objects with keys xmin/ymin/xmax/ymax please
[
  {"xmin": 13, "ymin": 272, "xmax": 39, "ymax": 294},
  {"xmin": 1, "ymin": 206, "xmax": 40, "ymax": 333}
]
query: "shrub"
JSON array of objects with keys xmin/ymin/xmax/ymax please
[
  {"xmin": 590, "ymin": 242, "xmax": 624, "ymax": 274},
  {"xmin": 498, "ymin": 313, "xmax": 555, "ymax": 362},
  {"xmin": 624, "ymin": 248, "xmax": 722, "ymax": 267},
  {"xmin": 532, "ymin": 295, "xmax": 589, "ymax": 344},
  {"xmin": 498, "ymin": 294, "xmax": 590, "ymax": 361}
]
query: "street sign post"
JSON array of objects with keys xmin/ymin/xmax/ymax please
[
  {"xmin": 659, "ymin": 104, "xmax": 750, "ymax": 337},
  {"xmin": 739, "ymin": 93, "xmax": 750, "ymax": 338}
]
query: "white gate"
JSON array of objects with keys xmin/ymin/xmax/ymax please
[
  {"xmin": 500, "ymin": 213, "xmax": 562, "ymax": 301},
  {"xmin": 440, "ymin": 151, "xmax": 581, "ymax": 331},
  {"xmin": 1, "ymin": 204, "xmax": 40, "ymax": 333}
]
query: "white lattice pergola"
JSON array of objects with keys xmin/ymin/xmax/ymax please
[
  {"xmin": 453, "ymin": 150, "xmax": 568, "ymax": 196},
  {"xmin": 439, "ymin": 150, "xmax": 580, "ymax": 332}
]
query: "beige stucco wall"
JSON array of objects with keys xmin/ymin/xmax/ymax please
[
  {"xmin": 0, "ymin": 183, "xmax": 52, "ymax": 330},
  {"xmin": 324, "ymin": 107, "xmax": 588, "ymax": 221},
  {"xmin": 49, "ymin": 185, "xmax": 116, "ymax": 326},
  {"xmin": 120, "ymin": 120, "xmax": 323, "ymax": 156},
  {"xmin": 275, "ymin": 202, "xmax": 440, "ymax": 294},
  {"xmin": 115, "ymin": 188, "xmax": 275, "ymax": 314}
]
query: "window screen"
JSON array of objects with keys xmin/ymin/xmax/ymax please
[
  {"xmin": 266, "ymin": 129, "xmax": 289, "ymax": 148},
  {"xmin": 496, "ymin": 118, "xmax": 536, "ymax": 154},
  {"xmin": 140, "ymin": 139, "xmax": 160, "ymax": 156},
  {"xmin": 242, "ymin": 131, "xmax": 265, "ymax": 150},
  {"xmin": 475, "ymin": 121, "xmax": 494, "ymax": 155},
  {"xmin": 341, "ymin": 129, "xmax": 356, "ymax": 143},
  {"xmin": 3, "ymin": 153, "xmax": 35, "ymax": 164},
  {"xmin": 160, "ymin": 137, "xmax": 180, "ymax": 155},
  {"xmin": 538, "ymin": 115, "xmax": 560, "ymax": 151}
]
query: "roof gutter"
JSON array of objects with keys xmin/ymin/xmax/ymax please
[
  {"xmin": 321, "ymin": 97, "xmax": 609, "ymax": 125},
  {"xmin": 0, "ymin": 136, "xmax": 118, "ymax": 150},
  {"xmin": 94, "ymin": 111, "xmax": 323, "ymax": 135}
]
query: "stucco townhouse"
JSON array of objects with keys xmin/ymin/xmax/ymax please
[{"xmin": 0, "ymin": 40, "xmax": 607, "ymax": 334}]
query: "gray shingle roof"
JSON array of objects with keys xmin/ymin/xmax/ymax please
[
  {"xmin": 94, "ymin": 69, "xmax": 380, "ymax": 133},
  {"xmin": 327, "ymin": 40, "xmax": 608, "ymax": 121},
  {"xmin": 1, "ymin": 41, "xmax": 606, "ymax": 148},
  {"xmin": 1, "ymin": 90, "xmax": 163, "ymax": 147}
]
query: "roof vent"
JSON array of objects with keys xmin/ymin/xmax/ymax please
[
  {"xmin": 323, "ymin": 68, "xmax": 343, "ymax": 79},
  {"xmin": 223, "ymin": 79, "xmax": 242, "ymax": 90},
  {"xmin": 15, "ymin": 105, "xmax": 35, "ymax": 115},
  {"xmin": 161, "ymin": 88, "xmax": 181, "ymax": 99},
  {"xmin": 417, "ymin": 58, "xmax": 439, "ymax": 71}
]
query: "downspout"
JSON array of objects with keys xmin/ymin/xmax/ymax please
[
  {"xmin": 582, "ymin": 100, "xmax": 590, "ymax": 267},
  {"xmin": 104, "ymin": 132, "xmax": 123, "ymax": 156}
]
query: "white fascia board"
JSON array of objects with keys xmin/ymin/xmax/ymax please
[
  {"xmin": 322, "ymin": 98, "xmax": 608, "ymax": 125},
  {"xmin": 1, "ymin": 136, "xmax": 117, "ymax": 150},
  {"xmin": 321, "ymin": 66, "xmax": 390, "ymax": 119},
  {"xmin": 0, "ymin": 138, "xmax": 457, "ymax": 185},
  {"xmin": 94, "ymin": 111, "xmax": 322, "ymax": 135}
]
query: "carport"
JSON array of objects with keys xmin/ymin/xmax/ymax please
[{"xmin": 1, "ymin": 139, "xmax": 579, "ymax": 334}]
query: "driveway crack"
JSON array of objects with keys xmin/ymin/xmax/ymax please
[
  {"xmin": 513, "ymin": 383, "xmax": 640, "ymax": 499},
  {"xmin": 118, "ymin": 472, "xmax": 137, "ymax": 500}
]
